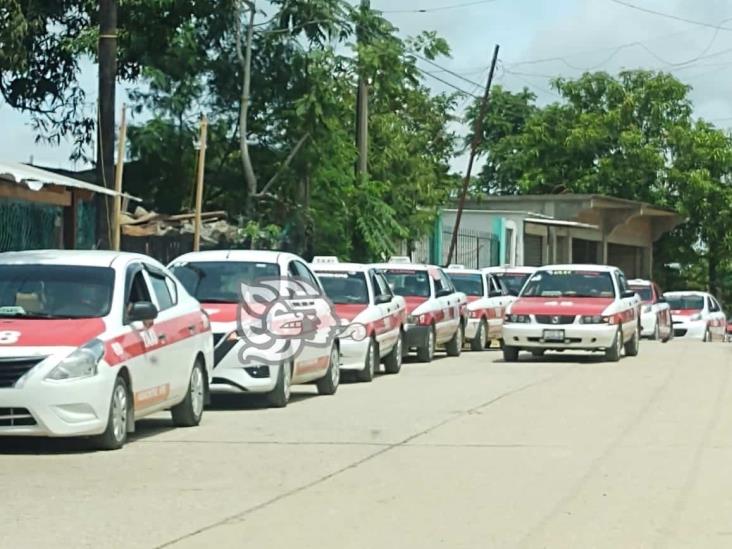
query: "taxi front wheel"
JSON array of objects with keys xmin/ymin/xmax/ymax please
[
  {"xmin": 94, "ymin": 375, "xmax": 130, "ymax": 451},
  {"xmin": 171, "ymin": 359, "xmax": 206, "ymax": 427}
]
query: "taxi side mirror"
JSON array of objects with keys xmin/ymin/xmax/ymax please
[
  {"xmin": 621, "ymin": 290, "xmax": 637, "ymax": 299},
  {"xmin": 489, "ymin": 289, "xmax": 503, "ymax": 298},
  {"xmin": 128, "ymin": 301, "xmax": 158, "ymax": 323},
  {"xmin": 375, "ymin": 294, "xmax": 392, "ymax": 305},
  {"xmin": 436, "ymin": 288, "xmax": 452, "ymax": 298}
]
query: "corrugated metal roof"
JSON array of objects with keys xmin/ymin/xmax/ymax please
[{"xmin": 0, "ymin": 161, "xmax": 141, "ymax": 201}]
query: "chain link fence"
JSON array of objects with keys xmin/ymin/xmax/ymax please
[
  {"xmin": 0, "ymin": 200, "xmax": 62, "ymax": 251},
  {"xmin": 442, "ymin": 229, "xmax": 500, "ymax": 268}
]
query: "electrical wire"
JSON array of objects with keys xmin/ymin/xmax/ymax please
[
  {"xmin": 382, "ymin": 0, "xmax": 500, "ymax": 14},
  {"xmin": 608, "ymin": 0, "xmax": 732, "ymax": 32},
  {"xmin": 417, "ymin": 68, "xmax": 480, "ymax": 97},
  {"xmin": 412, "ymin": 53, "xmax": 484, "ymax": 88}
]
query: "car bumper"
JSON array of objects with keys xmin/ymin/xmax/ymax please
[
  {"xmin": 339, "ymin": 338, "xmax": 370, "ymax": 371},
  {"xmin": 0, "ymin": 373, "xmax": 113, "ymax": 438},
  {"xmin": 404, "ymin": 324, "xmax": 431, "ymax": 349},
  {"xmin": 210, "ymin": 338, "xmax": 278, "ymax": 394},
  {"xmin": 502, "ymin": 323, "xmax": 617, "ymax": 350},
  {"xmin": 640, "ymin": 311, "xmax": 657, "ymax": 337},
  {"xmin": 673, "ymin": 320, "xmax": 707, "ymax": 340}
]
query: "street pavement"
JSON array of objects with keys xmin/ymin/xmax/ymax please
[{"xmin": 1, "ymin": 340, "xmax": 732, "ymax": 549}]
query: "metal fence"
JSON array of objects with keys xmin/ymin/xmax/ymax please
[{"xmin": 442, "ymin": 229, "xmax": 500, "ymax": 268}]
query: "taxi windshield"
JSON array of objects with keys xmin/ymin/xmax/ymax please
[
  {"xmin": 495, "ymin": 273, "xmax": 531, "ymax": 296},
  {"xmin": 448, "ymin": 273, "xmax": 483, "ymax": 297},
  {"xmin": 171, "ymin": 261, "xmax": 280, "ymax": 303},
  {"xmin": 666, "ymin": 295, "xmax": 704, "ymax": 310},
  {"xmin": 382, "ymin": 269, "xmax": 431, "ymax": 298},
  {"xmin": 0, "ymin": 264, "xmax": 114, "ymax": 319},
  {"xmin": 522, "ymin": 270, "xmax": 616, "ymax": 298},
  {"xmin": 316, "ymin": 271, "xmax": 369, "ymax": 304},
  {"xmin": 630, "ymin": 286, "xmax": 653, "ymax": 302}
]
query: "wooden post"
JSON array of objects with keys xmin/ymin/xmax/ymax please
[
  {"xmin": 112, "ymin": 104, "xmax": 127, "ymax": 251},
  {"xmin": 193, "ymin": 115, "xmax": 209, "ymax": 252}
]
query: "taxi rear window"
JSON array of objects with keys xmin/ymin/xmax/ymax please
[
  {"xmin": 0, "ymin": 265, "xmax": 115, "ymax": 319},
  {"xmin": 382, "ymin": 269, "xmax": 430, "ymax": 298}
]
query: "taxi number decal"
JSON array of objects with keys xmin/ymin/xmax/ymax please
[
  {"xmin": 140, "ymin": 329, "xmax": 160, "ymax": 348},
  {"xmin": 0, "ymin": 330, "xmax": 21, "ymax": 345}
]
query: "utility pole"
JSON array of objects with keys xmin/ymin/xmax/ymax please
[
  {"xmin": 445, "ymin": 44, "xmax": 500, "ymax": 267},
  {"xmin": 355, "ymin": 0, "xmax": 369, "ymax": 180},
  {"xmin": 112, "ymin": 104, "xmax": 127, "ymax": 251},
  {"xmin": 97, "ymin": 0, "xmax": 117, "ymax": 249},
  {"xmin": 193, "ymin": 115, "xmax": 209, "ymax": 252}
]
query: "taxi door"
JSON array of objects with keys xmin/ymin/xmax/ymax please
[
  {"xmin": 616, "ymin": 271, "xmax": 640, "ymax": 341},
  {"xmin": 708, "ymin": 296, "xmax": 726, "ymax": 340},
  {"xmin": 370, "ymin": 270, "xmax": 399, "ymax": 354},
  {"xmin": 121, "ymin": 264, "xmax": 170, "ymax": 415},
  {"xmin": 433, "ymin": 268, "xmax": 461, "ymax": 343},
  {"xmin": 142, "ymin": 263, "xmax": 198, "ymax": 404},
  {"xmin": 484, "ymin": 273, "xmax": 505, "ymax": 338}
]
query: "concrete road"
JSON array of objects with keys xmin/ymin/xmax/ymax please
[{"xmin": 1, "ymin": 340, "xmax": 731, "ymax": 549}]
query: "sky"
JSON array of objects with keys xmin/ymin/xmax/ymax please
[{"xmin": 3, "ymin": 0, "xmax": 732, "ymax": 172}]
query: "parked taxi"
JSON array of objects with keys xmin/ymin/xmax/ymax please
[
  {"xmin": 373, "ymin": 258, "xmax": 467, "ymax": 362},
  {"xmin": 628, "ymin": 279, "xmax": 673, "ymax": 341},
  {"xmin": 483, "ymin": 266, "xmax": 538, "ymax": 297},
  {"xmin": 664, "ymin": 291, "xmax": 726, "ymax": 342},
  {"xmin": 502, "ymin": 265, "xmax": 641, "ymax": 362},
  {"xmin": 311, "ymin": 257, "xmax": 406, "ymax": 381},
  {"xmin": 445, "ymin": 265, "xmax": 505, "ymax": 350},
  {"xmin": 0, "ymin": 250, "xmax": 213, "ymax": 449},
  {"xmin": 169, "ymin": 250, "xmax": 340, "ymax": 408}
]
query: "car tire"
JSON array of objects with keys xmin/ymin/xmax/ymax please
[
  {"xmin": 383, "ymin": 331, "xmax": 403, "ymax": 374},
  {"xmin": 417, "ymin": 326, "xmax": 436, "ymax": 363},
  {"xmin": 704, "ymin": 327, "xmax": 712, "ymax": 342},
  {"xmin": 470, "ymin": 319, "xmax": 488, "ymax": 351},
  {"xmin": 171, "ymin": 358, "xmax": 206, "ymax": 427},
  {"xmin": 356, "ymin": 337, "xmax": 377, "ymax": 382},
  {"xmin": 624, "ymin": 325, "xmax": 640, "ymax": 357},
  {"xmin": 446, "ymin": 322, "xmax": 464, "ymax": 357},
  {"xmin": 316, "ymin": 344, "xmax": 340, "ymax": 395},
  {"xmin": 266, "ymin": 362, "xmax": 292, "ymax": 408},
  {"xmin": 503, "ymin": 345, "xmax": 519, "ymax": 362},
  {"xmin": 93, "ymin": 375, "xmax": 130, "ymax": 451},
  {"xmin": 605, "ymin": 328, "xmax": 623, "ymax": 362}
]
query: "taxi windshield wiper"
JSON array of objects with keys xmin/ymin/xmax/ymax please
[
  {"xmin": 200, "ymin": 297, "xmax": 239, "ymax": 304},
  {"xmin": 0, "ymin": 311, "xmax": 65, "ymax": 319}
]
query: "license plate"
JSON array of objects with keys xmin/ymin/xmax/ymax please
[{"xmin": 543, "ymin": 329, "xmax": 565, "ymax": 342}]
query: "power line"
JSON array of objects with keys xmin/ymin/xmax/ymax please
[
  {"xmin": 412, "ymin": 53, "xmax": 484, "ymax": 88},
  {"xmin": 417, "ymin": 68, "xmax": 480, "ymax": 97},
  {"xmin": 608, "ymin": 0, "xmax": 732, "ymax": 32},
  {"xmin": 382, "ymin": 0, "xmax": 500, "ymax": 14}
]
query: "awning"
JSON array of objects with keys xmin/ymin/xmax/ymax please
[
  {"xmin": 524, "ymin": 217, "xmax": 599, "ymax": 230},
  {"xmin": 0, "ymin": 160, "xmax": 141, "ymax": 201}
]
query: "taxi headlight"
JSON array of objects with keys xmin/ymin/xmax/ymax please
[
  {"xmin": 580, "ymin": 315, "xmax": 609, "ymax": 324},
  {"xmin": 46, "ymin": 339, "xmax": 104, "ymax": 381},
  {"xmin": 505, "ymin": 314, "xmax": 530, "ymax": 323}
]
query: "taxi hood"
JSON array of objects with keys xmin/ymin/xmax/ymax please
[
  {"xmin": 201, "ymin": 303, "xmax": 239, "ymax": 323},
  {"xmin": 510, "ymin": 297, "xmax": 614, "ymax": 316},
  {"xmin": 334, "ymin": 304, "xmax": 368, "ymax": 322},
  {"xmin": 670, "ymin": 309, "xmax": 702, "ymax": 317},
  {"xmin": 0, "ymin": 317, "xmax": 106, "ymax": 348}
]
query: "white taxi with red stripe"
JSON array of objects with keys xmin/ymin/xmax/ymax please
[
  {"xmin": 311, "ymin": 257, "xmax": 406, "ymax": 381},
  {"xmin": 169, "ymin": 250, "xmax": 341, "ymax": 408},
  {"xmin": 445, "ymin": 265, "xmax": 506, "ymax": 351},
  {"xmin": 502, "ymin": 265, "xmax": 642, "ymax": 362},
  {"xmin": 664, "ymin": 291, "xmax": 726, "ymax": 342},
  {"xmin": 483, "ymin": 266, "xmax": 538, "ymax": 298},
  {"xmin": 0, "ymin": 250, "xmax": 213, "ymax": 449},
  {"xmin": 373, "ymin": 259, "xmax": 467, "ymax": 362},
  {"xmin": 628, "ymin": 279, "xmax": 673, "ymax": 341}
]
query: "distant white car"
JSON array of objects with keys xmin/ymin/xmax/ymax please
[
  {"xmin": 502, "ymin": 265, "xmax": 642, "ymax": 362},
  {"xmin": 664, "ymin": 291, "xmax": 726, "ymax": 342},
  {"xmin": 169, "ymin": 250, "xmax": 341, "ymax": 408},
  {"xmin": 0, "ymin": 250, "xmax": 214, "ymax": 450},
  {"xmin": 483, "ymin": 266, "xmax": 538, "ymax": 298},
  {"xmin": 445, "ymin": 265, "xmax": 506, "ymax": 350},
  {"xmin": 628, "ymin": 279, "xmax": 673, "ymax": 341},
  {"xmin": 311, "ymin": 258, "xmax": 406, "ymax": 381},
  {"xmin": 373, "ymin": 261, "xmax": 467, "ymax": 362}
]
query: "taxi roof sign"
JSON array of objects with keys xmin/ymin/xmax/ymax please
[
  {"xmin": 388, "ymin": 256, "xmax": 412, "ymax": 264},
  {"xmin": 448, "ymin": 264, "xmax": 465, "ymax": 269},
  {"xmin": 312, "ymin": 256, "xmax": 339, "ymax": 264}
]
